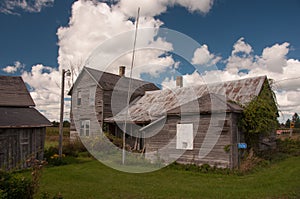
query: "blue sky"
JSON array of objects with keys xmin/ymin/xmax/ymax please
[
  {"xmin": 160, "ymin": 0, "xmax": 300, "ymax": 61},
  {"xmin": 0, "ymin": 0, "xmax": 73, "ymax": 72},
  {"xmin": 0, "ymin": 0, "xmax": 300, "ymax": 121}
]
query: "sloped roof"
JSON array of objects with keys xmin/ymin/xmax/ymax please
[
  {"xmin": 105, "ymin": 76, "xmax": 267, "ymax": 123},
  {"xmin": 167, "ymin": 93, "xmax": 243, "ymax": 115},
  {"xmin": 68, "ymin": 67, "xmax": 159, "ymax": 95},
  {"xmin": 0, "ymin": 107, "xmax": 51, "ymax": 128},
  {"xmin": 0, "ymin": 76, "xmax": 35, "ymax": 107}
]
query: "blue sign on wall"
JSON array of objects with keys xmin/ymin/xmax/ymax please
[{"xmin": 238, "ymin": 143, "xmax": 247, "ymax": 149}]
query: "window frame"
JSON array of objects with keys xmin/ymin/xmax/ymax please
[{"xmin": 80, "ymin": 120, "xmax": 90, "ymax": 137}]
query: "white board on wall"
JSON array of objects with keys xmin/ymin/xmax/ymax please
[{"xmin": 176, "ymin": 123, "xmax": 193, "ymax": 150}]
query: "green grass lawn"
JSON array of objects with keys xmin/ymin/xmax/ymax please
[{"xmin": 37, "ymin": 156, "xmax": 300, "ymax": 199}]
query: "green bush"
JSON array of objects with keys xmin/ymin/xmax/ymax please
[
  {"xmin": 254, "ymin": 137, "xmax": 300, "ymax": 165},
  {"xmin": 44, "ymin": 139, "xmax": 88, "ymax": 166},
  {"xmin": 166, "ymin": 162, "xmax": 232, "ymax": 175},
  {"xmin": 276, "ymin": 138, "xmax": 300, "ymax": 156},
  {"xmin": 63, "ymin": 140, "xmax": 87, "ymax": 157},
  {"xmin": 0, "ymin": 171, "xmax": 34, "ymax": 199}
]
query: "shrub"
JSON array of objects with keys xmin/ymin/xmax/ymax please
[
  {"xmin": 0, "ymin": 171, "xmax": 34, "ymax": 199},
  {"xmin": 62, "ymin": 139, "xmax": 87, "ymax": 157},
  {"xmin": 276, "ymin": 138, "xmax": 300, "ymax": 156},
  {"xmin": 44, "ymin": 139, "xmax": 89, "ymax": 166}
]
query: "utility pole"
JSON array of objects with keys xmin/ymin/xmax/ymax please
[{"xmin": 59, "ymin": 69, "xmax": 71, "ymax": 159}]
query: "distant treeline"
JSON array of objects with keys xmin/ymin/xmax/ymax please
[
  {"xmin": 281, "ymin": 112, "xmax": 300, "ymax": 128},
  {"xmin": 51, "ymin": 120, "xmax": 70, "ymax": 127}
]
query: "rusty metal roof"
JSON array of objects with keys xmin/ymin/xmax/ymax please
[
  {"xmin": 0, "ymin": 107, "xmax": 51, "ymax": 128},
  {"xmin": 105, "ymin": 76, "xmax": 267, "ymax": 123},
  {"xmin": 167, "ymin": 93, "xmax": 244, "ymax": 115},
  {"xmin": 0, "ymin": 76, "xmax": 35, "ymax": 107}
]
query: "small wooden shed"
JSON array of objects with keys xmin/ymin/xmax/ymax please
[{"xmin": 0, "ymin": 76, "xmax": 51, "ymax": 169}]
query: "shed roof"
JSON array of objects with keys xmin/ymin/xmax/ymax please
[
  {"xmin": 105, "ymin": 76, "xmax": 267, "ymax": 123},
  {"xmin": 0, "ymin": 76, "xmax": 35, "ymax": 107},
  {"xmin": 0, "ymin": 107, "xmax": 52, "ymax": 128},
  {"xmin": 68, "ymin": 67, "xmax": 159, "ymax": 95}
]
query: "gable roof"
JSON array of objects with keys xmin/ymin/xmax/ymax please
[
  {"xmin": 68, "ymin": 67, "xmax": 159, "ymax": 95},
  {"xmin": 0, "ymin": 107, "xmax": 52, "ymax": 128},
  {"xmin": 105, "ymin": 76, "xmax": 267, "ymax": 123},
  {"xmin": 0, "ymin": 76, "xmax": 35, "ymax": 107}
]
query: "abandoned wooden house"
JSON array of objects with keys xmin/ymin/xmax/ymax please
[
  {"xmin": 68, "ymin": 66, "xmax": 159, "ymax": 140},
  {"xmin": 68, "ymin": 66, "xmax": 277, "ymax": 169},
  {"xmin": 105, "ymin": 75, "xmax": 277, "ymax": 168},
  {"xmin": 0, "ymin": 76, "xmax": 51, "ymax": 169}
]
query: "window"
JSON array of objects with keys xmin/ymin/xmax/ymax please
[
  {"xmin": 20, "ymin": 131, "xmax": 30, "ymax": 163},
  {"xmin": 80, "ymin": 120, "xmax": 90, "ymax": 137},
  {"xmin": 176, "ymin": 123, "xmax": 193, "ymax": 150},
  {"xmin": 89, "ymin": 87, "xmax": 96, "ymax": 106},
  {"xmin": 77, "ymin": 91, "xmax": 82, "ymax": 106}
]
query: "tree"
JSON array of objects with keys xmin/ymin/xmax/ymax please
[
  {"xmin": 63, "ymin": 120, "xmax": 70, "ymax": 127},
  {"xmin": 51, "ymin": 121, "xmax": 59, "ymax": 127},
  {"xmin": 285, "ymin": 119, "xmax": 291, "ymax": 128},
  {"xmin": 292, "ymin": 113, "xmax": 300, "ymax": 128},
  {"xmin": 239, "ymin": 80, "xmax": 278, "ymax": 151}
]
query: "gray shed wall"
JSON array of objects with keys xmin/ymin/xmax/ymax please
[{"xmin": 0, "ymin": 127, "xmax": 45, "ymax": 169}]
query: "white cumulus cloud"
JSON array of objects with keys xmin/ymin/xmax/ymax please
[
  {"xmin": 0, "ymin": 0, "xmax": 54, "ymax": 15},
  {"xmin": 2, "ymin": 61, "xmax": 25, "ymax": 73},
  {"xmin": 22, "ymin": 64, "xmax": 71, "ymax": 121},
  {"xmin": 192, "ymin": 44, "xmax": 221, "ymax": 66},
  {"xmin": 24, "ymin": 0, "xmax": 215, "ymax": 121},
  {"xmin": 162, "ymin": 38, "xmax": 300, "ymax": 122},
  {"xmin": 114, "ymin": 0, "xmax": 214, "ymax": 17}
]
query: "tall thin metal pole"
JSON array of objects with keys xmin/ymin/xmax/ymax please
[
  {"xmin": 122, "ymin": 7, "xmax": 140, "ymax": 165},
  {"xmin": 59, "ymin": 69, "xmax": 65, "ymax": 159}
]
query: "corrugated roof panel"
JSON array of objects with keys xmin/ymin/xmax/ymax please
[{"xmin": 105, "ymin": 76, "xmax": 267, "ymax": 123}]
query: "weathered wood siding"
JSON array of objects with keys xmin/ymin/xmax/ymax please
[
  {"xmin": 145, "ymin": 113, "xmax": 240, "ymax": 168},
  {"xmin": 71, "ymin": 70, "xmax": 145, "ymax": 138},
  {"xmin": 0, "ymin": 127, "xmax": 45, "ymax": 169},
  {"xmin": 71, "ymin": 72, "xmax": 102, "ymax": 137}
]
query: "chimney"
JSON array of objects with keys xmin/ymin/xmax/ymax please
[
  {"xmin": 119, "ymin": 66, "xmax": 126, "ymax": 77},
  {"xmin": 176, "ymin": 76, "xmax": 183, "ymax": 88}
]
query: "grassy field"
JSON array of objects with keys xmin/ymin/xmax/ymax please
[
  {"xmin": 45, "ymin": 127, "xmax": 70, "ymax": 148},
  {"xmin": 37, "ymin": 156, "xmax": 300, "ymax": 199}
]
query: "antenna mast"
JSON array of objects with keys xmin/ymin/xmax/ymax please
[{"xmin": 122, "ymin": 7, "xmax": 140, "ymax": 165}]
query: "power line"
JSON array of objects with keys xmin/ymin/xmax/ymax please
[{"xmin": 274, "ymin": 76, "xmax": 300, "ymax": 83}]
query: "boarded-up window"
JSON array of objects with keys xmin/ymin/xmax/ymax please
[
  {"xmin": 77, "ymin": 91, "xmax": 82, "ymax": 106},
  {"xmin": 176, "ymin": 123, "xmax": 193, "ymax": 150},
  {"xmin": 89, "ymin": 87, "xmax": 96, "ymax": 106},
  {"xmin": 80, "ymin": 120, "xmax": 90, "ymax": 137}
]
